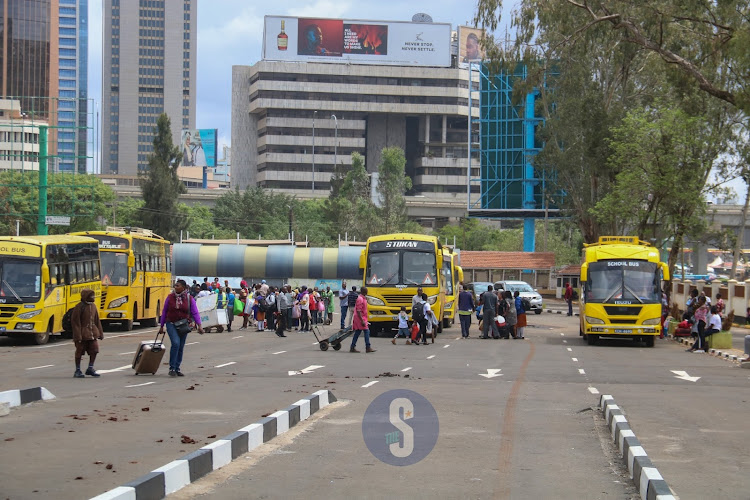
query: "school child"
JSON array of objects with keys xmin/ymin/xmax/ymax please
[{"xmin": 392, "ymin": 306, "xmax": 412, "ymax": 345}]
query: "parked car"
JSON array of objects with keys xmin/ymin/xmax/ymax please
[
  {"xmin": 466, "ymin": 282, "xmax": 495, "ymax": 304},
  {"xmin": 493, "ymin": 280, "xmax": 544, "ymax": 314}
]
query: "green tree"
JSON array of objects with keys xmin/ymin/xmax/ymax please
[
  {"xmin": 0, "ymin": 171, "xmax": 115, "ymax": 235},
  {"xmin": 375, "ymin": 147, "xmax": 412, "ymax": 233},
  {"xmin": 213, "ymin": 187, "xmax": 295, "ymax": 240},
  {"xmin": 110, "ymin": 198, "xmax": 145, "ymax": 228},
  {"xmin": 326, "ymin": 152, "xmax": 379, "ymax": 241},
  {"xmin": 139, "ymin": 113, "xmax": 185, "ymax": 241}
]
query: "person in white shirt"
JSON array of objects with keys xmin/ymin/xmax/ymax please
[
  {"xmin": 392, "ymin": 307, "xmax": 411, "ymax": 345},
  {"xmin": 692, "ymin": 305, "xmax": 722, "ymax": 351},
  {"xmin": 338, "ymin": 282, "xmax": 349, "ymax": 330}
]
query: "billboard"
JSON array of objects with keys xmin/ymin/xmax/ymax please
[
  {"xmin": 263, "ymin": 16, "xmax": 451, "ymax": 67},
  {"xmin": 181, "ymin": 129, "xmax": 217, "ymax": 168},
  {"xmin": 458, "ymin": 26, "xmax": 485, "ymax": 66}
]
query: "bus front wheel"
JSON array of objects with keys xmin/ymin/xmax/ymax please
[
  {"xmin": 586, "ymin": 334, "xmax": 598, "ymax": 345},
  {"xmin": 33, "ymin": 322, "xmax": 51, "ymax": 345},
  {"xmin": 645, "ymin": 336, "xmax": 655, "ymax": 347}
]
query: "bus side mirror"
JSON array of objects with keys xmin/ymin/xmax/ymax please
[
  {"xmin": 358, "ymin": 250, "xmax": 365, "ymax": 270},
  {"xmin": 660, "ymin": 262, "xmax": 670, "ymax": 281},
  {"xmin": 580, "ymin": 263, "xmax": 588, "ymax": 282},
  {"xmin": 41, "ymin": 265, "xmax": 50, "ymax": 284},
  {"xmin": 128, "ymin": 255, "xmax": 135, "ymax": 268}
]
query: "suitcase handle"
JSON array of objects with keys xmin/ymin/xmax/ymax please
[{"xmin": 151, "ymin": 328, "xmax": 167, "ymax": 351}]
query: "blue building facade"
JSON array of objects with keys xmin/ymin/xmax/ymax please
[{"xmin": 56, "ymin": 0, "xmax": 88, "ymax": 173}]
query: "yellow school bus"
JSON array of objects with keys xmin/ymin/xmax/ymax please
[
  {"xmin": 579, "ymin": 236, "xmax": 670, "ymax": 347},
  {"xmin": 0, "ymin": 235, "xmax": 102, "ymax": 344},
  {"xmin": 360, "ymin": 233, "xmax": 446, "ymax": 335},
  {"xmin": 71, "ymin": 228, "xmax": 171, "ymax": 330},
  {"xmin": 441, "ymin": 248, "xmax": 463, "ymax": 329}
]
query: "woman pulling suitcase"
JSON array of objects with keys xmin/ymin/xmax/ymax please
[{"xmin": 159, "ymin": 279, "xmax": 204, "ymax": 377}]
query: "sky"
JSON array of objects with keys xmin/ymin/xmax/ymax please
[{"xmin": 87, "ymin": 0, "xmax": 503, "ymax": 154}]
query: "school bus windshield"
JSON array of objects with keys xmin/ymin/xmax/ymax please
[
  {"xmin": 366, "ymin": 250, "xmax": 438, "ymax": 286},
  {"xmin": 0, "ymin": 258, "xmax": 42, "ymax": 302},
  {"xmin": 100, "ymin": 252, "xmax": 129, "ymax": 286},
  {"xmin": 587, "ymin": 261, "xmax": 660, "ymax": 304}
]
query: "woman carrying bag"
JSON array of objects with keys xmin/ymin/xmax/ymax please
[{"xmin": 159, "ymin": 279, "xmax": 203, "ymax": 377}]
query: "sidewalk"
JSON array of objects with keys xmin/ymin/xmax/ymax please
[{"xmin": 669, "ymin": 334, "xmax": 749, "ymax": 367}]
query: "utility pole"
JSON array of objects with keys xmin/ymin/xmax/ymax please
[
  {"xmin": 37, "ymin": 125, "xmax": 49, "ymax": 236},
  {"xmin": 288, "ymin": 205, "xmax": 294, "ymax": 241}
]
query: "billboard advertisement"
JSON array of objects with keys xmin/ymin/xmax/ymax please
[
  {"xmin": 181, "ymin": 129, "xmax": 217, "ymax": 168},
  {"xmin": 458, "ymin": 26, "xmax": 485, "ymax": 66},
  {"xmin": 263, "ymin": 16, "xmax": 451, "ymax": 67}
]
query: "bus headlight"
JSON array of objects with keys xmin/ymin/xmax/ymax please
[
  {"xmin": 16, "ymin": 323, "xmax": 35, "ymax": 330},
  {"xmin": 17, "ymin": 309, "xmax": 42, "ymax": 319},
  {"xmin": 445, "ymin": 301, "xmax": 454, "ymax": 309},
  {"xmin": 642, "ymin": 318, "xmax": 662, "ymax": 325},
  {"xmin": 586, "ymin": 316, "xmax": 605, "ymax": 325},
  {"xmin": 366, "ymin": 296, "xmax": 385, "ymax": 306},
  {"xmin": 427, "ymin": 295, "xmax": 438, "ymax": 305},
  {"xmin": 108, "ymin": 296, "xmax": 128, "ymax": 308}
]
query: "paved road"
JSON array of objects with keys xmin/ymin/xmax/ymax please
[{"xmin": 0, "ymin": 312, "xmax": 748, "ymax": 499}]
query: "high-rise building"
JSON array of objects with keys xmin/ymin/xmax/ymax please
[
  {"xmin": 0, "ymin": 0, "xmax": 59, "ymax": 141},
  {"xmin": 56, "ymin": 0, "xmax": 88, "ymax": 173},
  {"xmin": 231, "ymin": 16, "xmax": 479, "ymax": 207},
  {"xmin": 102, "ymin": 0, "xmax": 196, "ymax": 176}
]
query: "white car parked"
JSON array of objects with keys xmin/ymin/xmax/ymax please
[{"xmin": 493, "ymin": 280, "xmax": 544, "ymax": 314}]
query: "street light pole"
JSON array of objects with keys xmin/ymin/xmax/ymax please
[
  {"xmin": 312, "ymin": 110, "xmax": 317, "ymax": 193},
  {"xmin": 331, "ymin": 114, "xmax": 338, "ymax": 172}
]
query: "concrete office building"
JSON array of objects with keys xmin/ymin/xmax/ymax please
[
  {"xmin": 56, "ymin": 0, "xmax": 88, "ymax": 173},
  {"xmin": 0, "ymin": 0, "xmax": 59, "ymax": 154},
  {"xmin": 0, "ymin": 99, "xmax": 47, "ymax": 171},
  {"xmin": 102, "ymin": 0, "xmax": 196, "ymax": 176},
  {"xmin": 231, "ymin": 17, "xmax": 479, "ymax": 205}
]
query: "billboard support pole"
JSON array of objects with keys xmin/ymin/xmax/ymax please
[{"xmin": 37, "ymin": 125, "xmax": 49, "ymax": 236}]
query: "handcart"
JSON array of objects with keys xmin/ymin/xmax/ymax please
[
  {"xmin": 312, "ymin": 325, "xmax": 353, "ymax": 351},
  {"xmin": 196, "ymin": 294, "xmax": 228, "ymax": 333}
]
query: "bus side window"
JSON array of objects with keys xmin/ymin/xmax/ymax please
[
  {"xmin": 49, "ymin": 265, "xmax": 59, "ymax": 286},
  {"xmin": 83, "ymin": 261, "xmax": 93, "ymax": 282},
  {"xmin": 94, "ymin": 260, "xmax": 101, "ymax": 281}
]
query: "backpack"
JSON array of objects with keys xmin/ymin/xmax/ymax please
[
  {"xmin": 521, "ymin": 297, "xmax": 531, "ymax": 311},
  {"xmin": 62, "ymin": 308, "xmax": 74, "ymax": 333},
  {"xmin": 572, "ymin": 290, "xmax": 579, "ymax": 300},
  {"xmin": 412, "ymin": 302, "xmax": 425, "ymax": 322}
]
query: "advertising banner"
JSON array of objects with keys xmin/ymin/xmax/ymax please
[
  {"xmin": 180, "ymin": 129, "xmax": 217, "ymax": 168},
  {"xmin": 458, "ymin": 26, "xmax": 485, "ymax": 66},
  {"xmin": 263, "ymin": 16, "xmax": 451, "ymax": 67}
]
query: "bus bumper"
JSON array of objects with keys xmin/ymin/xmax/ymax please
[{"xmin": 584, "ymin": 325, "xmax": 660, "ymax": 336}]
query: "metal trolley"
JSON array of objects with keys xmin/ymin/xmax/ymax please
[{"xmin": 312, "ymin": 325, "xmax": 353, "ymax": 351}]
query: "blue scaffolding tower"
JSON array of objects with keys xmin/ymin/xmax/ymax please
[{"xmin": 467, "ymin": 63, "xmax": 559, "ymax": 252}]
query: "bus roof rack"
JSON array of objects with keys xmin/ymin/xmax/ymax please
[
  {"xmin": 105, "ymin": 226, "xmax": 164, "ymax": 239},
  {"xmin": 584, "ymin": 236, "xmax": 652, "ymax": 247}
]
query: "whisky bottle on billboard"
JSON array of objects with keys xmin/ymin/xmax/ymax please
[{"xmin": 277, "ymin": 20, "xmax": 288, "ymax": 51}]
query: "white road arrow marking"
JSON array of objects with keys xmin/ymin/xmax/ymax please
[
  {"xmin": 288, "ymin": 364, "xmax": 325, "ymax": 376},
  {"xmin": 479, "ymin": 369, "xmax": 503, "ymax": 379},
  {"xmin": 578, "ymin": 369, "xmax": 586, "ymax": 375},
  {"xmin": 588, "ymin": 386, "xmax": 600, "ymax": 394},
  {"xmin": 97, "ymin": 364, "xmax": 131, "ymax": 374},
  {"xmin": 566, "ymin": 348, "xmax": 573, "ymax": 352},
  {"xmin": 572, "ymin": 357, "xmax": 578, "ymax": 362},
  {"xmin": 671, "ymin": 370, "xmax": 701, "ymax": 382},
  {"xmin": 443, "ymin": 344, "xmax": 450, "ymax": 348},
  {"xmin": 427, "ymin": 355, "xmax": 436, "ymax": 360},
  {"xmin": 215, "ymin": 362, "xmax": 236, "ymax": 368}
]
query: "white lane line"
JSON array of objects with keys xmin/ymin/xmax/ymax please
[
  {"xmin": 560, "ymin": 333, "xmax": 565, "ymax": 336},
  {"xmin": 361, "ymin": 381, "xmax": 379, "ymax": 388},
  {"xmin": 215, "ymin": 362, "xmax": 236, "ymax": 368},
  {"xmin": 563, "ymin": 340, "xmax": 568, "ymax": 344},
  {"xmin": 443, "ymin": 344, "xmax": 450, "ymax": 349},
  {"xmin": 578, "ymin": 369, "xmax": 586, "ymax": 375},
  {"xmin": 34, "ymin": 342, "xmax": 71, "ymax": 349},
  {"xmin": 26, "ymin": 364, "xmax": 54, "ymax": 370},
  {"xmin": 231, "ymin": 336, "xmax": 244, "ymax": 339},
  {"xmin": 126, "ymin": 382, "xmax": 155, "ymax": 388},
  {"xmin": 571, "ymin": 357, "xmax": 578, "ymax": 362},
  {"xmin": 427, "ymin": 355, "xmax": 436, "ymax": 360},
  {"xmin": 454, "ymin": 337, "xmax": 461, "ymax": 340},
  {"xmin": 119, "ymin": 351, "xmax": 135, "ymax": 356},
  {"xmin": 273, "ymin": 351, "xmax": 287, "ymax": 355},
  {"xmin": 186, "ymin": 342, "xmax": 199, "ymax": 346},
  {"xmin": 566, "ymin": 347, "xmax": 573, "ymax": 352},
  {"xmin": 97, "ymin": 364, "xmax": 131, "ymax": 374},
  {"xmin": 401, "ymin": 367, "xmax": 412, "ymax": 372},
  {"xmin": 588, "ymin": 387, "xmax": 600, "ymax": 395}
]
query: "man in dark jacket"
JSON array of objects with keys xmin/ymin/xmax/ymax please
[{"xmin": 71, "ymin": 288, "xmax": 104, "ymax": 378}]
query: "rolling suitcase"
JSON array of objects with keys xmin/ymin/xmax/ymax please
[{"xmin": 132, "ymin": 331, "xmax": 166, "ymax": 375}]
